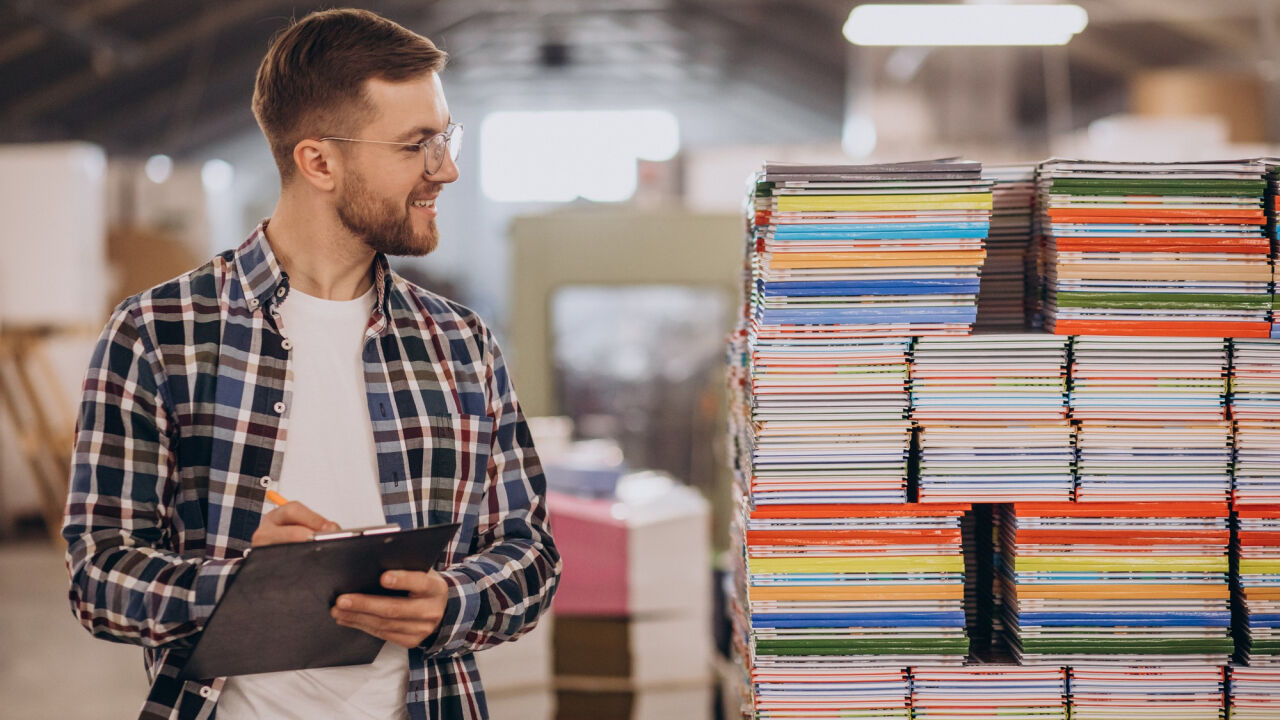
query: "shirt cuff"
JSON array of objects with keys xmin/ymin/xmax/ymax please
[
  {"xmin": 420, "ymin": 568, "xmax": 480, "ymax": 656},
  {"xmin": 191, "ymin": 557, "xmax": 244, "ymax": 627}
]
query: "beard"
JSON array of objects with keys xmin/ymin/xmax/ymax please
[{"xmin": 335, "ymin": 166, "xmax": 438, "ymax": 256}]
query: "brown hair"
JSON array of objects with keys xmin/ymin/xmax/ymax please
[{"xmin": 252, "ymin": 9, "xmax": 448, "ymax": 182}]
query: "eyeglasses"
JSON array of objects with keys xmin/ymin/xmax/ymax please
[{"xmin": 319, "ymin": 123, "xmax": 463, "ymax": 175}]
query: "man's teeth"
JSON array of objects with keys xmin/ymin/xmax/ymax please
[{"xmin": 412, "ymin": 200, "xmax": 434, "ymax": 207}]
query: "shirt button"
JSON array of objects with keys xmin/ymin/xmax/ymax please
[
  {"xmin": 198, "ymin": 685, "xmax": 212, "ymax": 698},
  {"xmin": 248, "ymin": 297, "xmax": 260, "ymax": 309},
  {"xmin": 273, "ymin": 401, "xmax": 286, "ymax": 414},
  {"xmin": 281, "ymin": 339, "xmax": 293, "ymax": 350},
  {"xmin": 275, "ymin": 286, "xmax": 287, "ymax": 298},
  {"xmin": 259, "ymin": 476, "xmax": 271, "ymax": 488}
]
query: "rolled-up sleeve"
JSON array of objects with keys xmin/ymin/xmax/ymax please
[
  {"xmin": 63, "ymin": 300, "xmax": 241, "ymax": 648},
  {"xmin": 422, "ymin": 328, "xmax": 560, "ymax": 657}
]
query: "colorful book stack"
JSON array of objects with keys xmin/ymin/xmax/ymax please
[
  {"xmin": 999, "ymin": 503, "xmax": 1233, "ymax": 665},
  {"xmin": 1036, "ymin": 159, "xmax": 1271, "ymax": 338},
  {"xmin": 909, "ymin": 666, "xmax": 1068, "ymax": 720},
  {"xmin": 1228, "ymin": 667, "xmax": 1280, "ymax": 717},
  {"xmin": 746, "ymin": 337, "xmax": 912, "ymax": 504},
  {"xmin": 1267, "ymin": 164, "xmax": 1280, "ymax": 339},
  {"xmin": 912, "ymin": 334, "xmax": 1072, "ymax": 502},
  {"xmin": 748, "ymin": 666, "xmax": 910, "ymax": 720},
  {"xmin": 738, "ymin": 504, "xmax": 969, "ymax": 717},
  {"xmin": 1067, "ymin": 665, "xmax": 1226, "ymax": 720},
  {"xmin": 1234, "ymin": 505, "xmax": 1280, "ymax": 665},
  {"xmin": 750, "ymin": 161, "xmax": 992, "ymax": 335},
  {"xmin": 1070, "ymin": 336, "xmax": 1231, "ymax": 502},
  {"xmin": 1232, "ymin": 339, "xmax": 1280, "ymax": 503},
  {"xmin": 976, "ymin": 164, "xmax": 1037, "ymax": 331}
]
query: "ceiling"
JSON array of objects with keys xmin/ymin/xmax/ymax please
[{"xmin": 0, "ymin": 0, "xmax": 1274, "ymax": 157}]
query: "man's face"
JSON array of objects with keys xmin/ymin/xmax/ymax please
[{"xmin": 334, "ymin": 73, "xmax": 459, "ymax": 256}]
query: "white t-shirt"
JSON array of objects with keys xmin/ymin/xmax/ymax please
[{"xmin": 217, "ymin": 285, "xmax": 410, "ymax": 720}]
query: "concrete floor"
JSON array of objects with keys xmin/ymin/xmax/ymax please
[{"xmin": 0, "ymin": 540, "xmax": 149, "ymax": 719}]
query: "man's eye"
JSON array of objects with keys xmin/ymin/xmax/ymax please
[{"xmin": 404, "ymin": 146, "xmax": 421, "ymax": 153}]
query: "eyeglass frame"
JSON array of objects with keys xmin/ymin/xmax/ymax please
[{"xmin": 318, "ymin": 122, "xmax": 463, "ymax": 175}]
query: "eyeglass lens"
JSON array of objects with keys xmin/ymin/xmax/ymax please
[{"xmin": 425, "ymin": 126, "xmax": 464, "ymax": 175}]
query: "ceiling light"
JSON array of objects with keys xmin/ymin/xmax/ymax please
[
  {"xmin": 843, "ymin": 4, "xmax": 1088, "ymax": 46},
  {"xmin": 144, "ymin": 154, "xmax": 172, "ymax": 184}
]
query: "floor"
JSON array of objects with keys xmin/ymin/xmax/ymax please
[{"xmin": 0, "ymin": 540, "xmax": 149, "ymax": 719}]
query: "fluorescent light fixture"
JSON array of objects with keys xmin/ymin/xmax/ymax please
[{"xmin": 844, "ymin": 4, "xmax": 1088, "ymax": 46}]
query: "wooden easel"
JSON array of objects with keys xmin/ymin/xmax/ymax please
[{"xmin": 0, "ymin": 326, "xmax": 84, "ymax": 543}]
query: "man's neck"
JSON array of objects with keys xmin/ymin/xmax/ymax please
[{"xmin": 264, "ymin": 195, "xmax": 377, "ymax": 301}]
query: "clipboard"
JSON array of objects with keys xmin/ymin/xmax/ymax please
[{"xmin": 178, "ymin": 522, "xmax": 459, "ymax": 680}]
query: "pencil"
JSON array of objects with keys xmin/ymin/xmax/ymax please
[{"xmin": 265, "ymin": 489, "xmax": 289, "ymax": 506}]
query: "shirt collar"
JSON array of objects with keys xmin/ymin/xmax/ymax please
[{"xmin": 233, "ymin": 220, "xmax": 395, "ymax": 322}]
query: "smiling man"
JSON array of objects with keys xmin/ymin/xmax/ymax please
[{"xmin": 62, "ymin": 9, "xmax": 560, "ymax": 720}]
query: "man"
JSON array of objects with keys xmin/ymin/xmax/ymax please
[{"xmin": 62, "ymin": 9, "xmax": 560, "ymax": 720}]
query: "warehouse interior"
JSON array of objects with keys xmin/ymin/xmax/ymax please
[{"xmin": 3, "ymin": 0, "xmax": 1280, "ymax": 718}]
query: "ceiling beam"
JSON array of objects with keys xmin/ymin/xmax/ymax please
[
  {"xmin": 4, "ymin": 0, "xmax": 293, "ymax": 126},
  {"xmin": 0, "ymin": 0, "xmax": 149, "ymax": 67}
]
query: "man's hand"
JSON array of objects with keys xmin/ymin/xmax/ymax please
[
  {"xmin": 251, "ymin": 501, "xmax": 339, "ymax": 547},
  {"xmin": 331, "ymin": 570, "xmax": 449, "ymax": 649}
]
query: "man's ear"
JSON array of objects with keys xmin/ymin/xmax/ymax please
[{"xmin": 292, "ymin": 139, "xmax": 338, "ymax": 192}]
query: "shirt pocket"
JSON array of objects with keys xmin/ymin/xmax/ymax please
[{"xmin": 408, "ymin": 413, "xmax": 493, "ymax": 558}]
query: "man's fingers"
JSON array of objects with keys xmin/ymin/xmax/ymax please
[
  {"xmin": 331, "ymin": 608, "xmax": 437, "ymax": 637},
  {"xmin": 266, "ymin": 501, "xmax": 336, "ymax": 532},
  {"xmin": 335, "ymin": 593, "xmax": 443, "ymax": 623},
  {"xmin": 380, "ymin": 570, "xmax": 446, "ymax": 597},
  {"xmin": 251, "ymin": 524, "xmax": 317, "ymax": 547}
]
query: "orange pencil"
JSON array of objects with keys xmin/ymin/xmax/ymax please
[{"xmin": 265, "ymin": 489, "xmax": 289, "ymax": 506}]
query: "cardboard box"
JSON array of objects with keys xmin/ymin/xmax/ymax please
[
  {"xmin": 553, "ymin": 614, "xmax": 712, "ymax": 688},
  {"xmin": 547, "ymin": 475, "xmax": 710, "ymax": 617}
]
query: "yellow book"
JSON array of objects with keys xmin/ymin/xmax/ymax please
[
  {"xmin": 1238, "ymin": 559, "xmax": 1280, "ymax": 574},
  {"xmin": 777, "ymin": 194, "xmax": 994, "ymax": 212},
  {"xmin": 769, "ymin": 251, "xmax": 986, "ymax": 269},
  {"xmin": 1014, "ymin": 556, "xmax": 1226, "ymax": 573}
]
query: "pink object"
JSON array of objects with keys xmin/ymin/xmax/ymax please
[{"xmin": 547, "ymin": 491, "xmax": 629, "ymax": 615}]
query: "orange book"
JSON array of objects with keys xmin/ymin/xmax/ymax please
[
  {"xmin": 1012, "ymin": 530, "xmax": 1230, "ymax": 545},
  {"xmin": 749, "ymin": 585, "xmax": 963, "ymax": 602},
  {"xmin": 1015, "ymin": 584, "xmax": 1228, "ymax": 600},
  {"xmin": 1051, "ymin": 320, "xmax": 1272, "ymax": 338},
  {"xmin": 1053, "ymin": 238, "xmax": 1269, "ymax": 253}
]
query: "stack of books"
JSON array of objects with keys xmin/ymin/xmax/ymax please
[
  {"xmin": 750, "ymin": 161, "xmax": 992, "ymax": 335},
  {"xmin": 1037, "ymin": 159, "xmax": 1270, "ymax": 337},
  {"xmin": 1070, "ymin": 336, "xmax": 1231, "ymax": 502},
  {"xmin": 1230, "ymin": 339, "xmax": 1280, "ymax": 503},
  {"xmin": 910, "ymin": 665, "xmax": 1067, "ymax": 720},
  {"xmin": 999, "ymin": 503, "xmax": 1233, "ymax": 665},
  {"xmin": 1234, "ymin": 505, "xmax": 1280, "ymax": 665},
  {"xmin": 912, "ymin": 334, "xmax": 1072, "ymax": 502},
  {"xmin": 1228, "ymin": 667, "xmax": 1280, "ymax": 718},
  {"xmin": 1067, "ymin": 665, "xmax": 1226, "ymax": 720},
  {"xmin": 733, "ymin": 504, "xmax": 969, "ymax": 717},
  {"xmin": 977, "ymin": 164, "xmax": 1037, "ymax": 331},
  {"xmin": 747, "ymin": 337, "xmax": 912, "ymax": 505}
]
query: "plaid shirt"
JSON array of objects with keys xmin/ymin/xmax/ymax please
[{"xmin": 63, "ymin": 224, "xmax": 560, "ymax": 720}]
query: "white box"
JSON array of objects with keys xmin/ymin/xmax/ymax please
[{"xmin": 0, "ymin": 143, "xmax": 108, "ymax": 326}]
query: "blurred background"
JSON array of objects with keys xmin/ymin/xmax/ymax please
[{"xmin": 3, "ymin": 0, "xmax": 1280, "ymax": 717}]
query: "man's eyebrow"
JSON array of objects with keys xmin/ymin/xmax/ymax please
[{"xmin": 394, "ymin": 118, "xmax": 452, "ymax": 143}]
